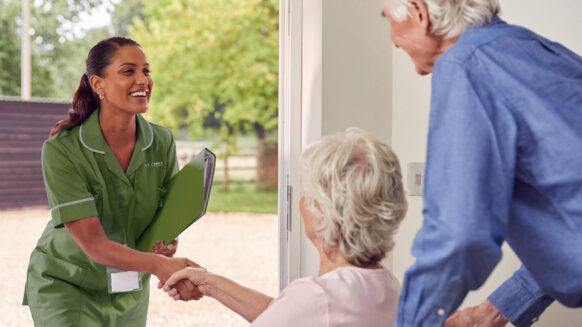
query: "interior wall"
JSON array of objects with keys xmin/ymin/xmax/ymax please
[
  {"xmin": 390, "ymin": 1, "xmax": 582, "ymax": 326},
  {"xmin": 299, "ymin": 0, "xmax": 392, "ymax": 277},
  {"xmin": 321, "ymin": 0, "xmax": 392, "ymax": 143}
]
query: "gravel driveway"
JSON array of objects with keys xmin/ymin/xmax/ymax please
[{"xmin": 0, "ymin": 208, "xmax": 278, "ymax": 327}]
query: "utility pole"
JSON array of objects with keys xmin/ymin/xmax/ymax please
[{"xmin": 21, "ymin": 0, "xmax": 31, "ymax": 99}]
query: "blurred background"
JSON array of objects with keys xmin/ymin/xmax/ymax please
[{"xmin": 0, "ymin": 0, "xmax": 279, "ymax": 326}]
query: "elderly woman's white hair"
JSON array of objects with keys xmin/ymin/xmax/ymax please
[
  {"xmin": 387, "ymin": 0, "xmax": 500, "ymax": 39},
  {"xmin": 301, "ymin": 127, "xmax": 407, "ymax": 267}
]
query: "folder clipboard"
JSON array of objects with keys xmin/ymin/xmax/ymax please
[{"xmin": 136, "ymin": 148, "xmax": 216, "ymax": 252}]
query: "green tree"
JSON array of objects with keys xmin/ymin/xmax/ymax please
[
  {"xmin": 0, "ymin": 1, "xmax": 22, "ymax": 95},
  {"xmin": 129, "ymin": 0, "xmax": 278, "ymax": 189},
  {"xmin": 111, "ymin": 0, "xmax": 144, "ymax": 37},
  {"xmin": 0, "ymin": 0, "xmax": 106, "ymax": 99}
]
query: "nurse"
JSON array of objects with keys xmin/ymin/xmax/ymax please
[{"xmin": 23, "ymin": 37, "xmax": 201, "ymax": 326}]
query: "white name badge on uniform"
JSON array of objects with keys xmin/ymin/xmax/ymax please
[{"xmin": 107, "ymin": 267, "xmax": 142, "ymax": 293}]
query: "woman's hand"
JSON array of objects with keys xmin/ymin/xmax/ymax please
[
  {"xmin": 151, "ymin": 238, "xmax": 179, "ymax": 257},
  {"xmin": 162, "ymin": 267, "xmax": 274, "ymax": 321},
  {"xmin": 153, "ymin": 256, "xmax": 200, "ymax": 284},
  {"xmin": 153, "ymin": 256, "xmax": 204, "ymax": 301},
  {"xmin": 160, "ymin": 279, "xmax": 204, "ymax": 301},
  {"xmin": 163, "ymin": 267, "xmax": 210, "ymax": 301}
]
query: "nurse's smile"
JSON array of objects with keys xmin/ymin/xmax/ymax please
[{"xmin": 96, "ymin": 45, "xmax": 154, "ymax": 115}]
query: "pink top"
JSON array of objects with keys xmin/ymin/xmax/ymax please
[{"xmin": 251, "ymin": 266, "xmax": 401, "ymax": 327}]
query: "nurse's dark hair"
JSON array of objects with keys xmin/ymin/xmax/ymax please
[{"xmin": 49, "ymin": 37, "xmax": 141, "ymax": 137}]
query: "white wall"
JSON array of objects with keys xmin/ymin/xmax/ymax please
[
  {"xmin": 321, "ymin": 0, "xmax": 392, "ymax": 142},
  {"xmin": 390, "ymin": 1, "xmax": 582, "ymax": 326},
  {"xmin": 298, "ymin": 0, "xmax": 393, "ymax": 278}
]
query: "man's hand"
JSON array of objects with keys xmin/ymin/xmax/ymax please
[{"xmin": 445, "ymin": 300, "xmax": 509, "ymax": 327}]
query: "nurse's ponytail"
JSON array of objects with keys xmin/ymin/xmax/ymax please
[{"xmin": 49, "ymin": 37, "xmax": 141, "ymax": 137}]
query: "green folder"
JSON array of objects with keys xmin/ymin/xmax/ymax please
[{"xmin": 136, "ymin": 148, "xmax": 216, "ymax": 252}]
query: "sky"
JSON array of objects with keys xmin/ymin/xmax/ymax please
[
  {"xmin": 76, "ymin": 0, "xmax": 119, "ymax": 30},
  {"xmin": 54, "ymin": 0, "xmax": 120, "ymax": 40}
]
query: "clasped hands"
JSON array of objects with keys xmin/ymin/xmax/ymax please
[{"xmin": 151, "ymin": 239, "xmax": 204, "ymax": 301}]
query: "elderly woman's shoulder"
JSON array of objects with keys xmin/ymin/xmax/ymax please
[
  {"xmin": 282, "ymin": 267, "xmax": 401, "ymax": 306},
  {"xmin": 250, "ymin": 277, "xmax": 328, "ymax": 326},
  {"xmin": 261, "ymin": 267, "xmax": 400, "ymax": 326},
  {"xmin": 318, "ymin": 266, "xmax": 400, "ymax": 293}
]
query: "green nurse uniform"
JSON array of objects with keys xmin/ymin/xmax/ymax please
[{"xmin": 23, "ymin": 109, "xmax": 178, "ymax": 327}]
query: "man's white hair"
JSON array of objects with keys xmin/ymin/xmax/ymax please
[
  {"xmin": 387, "ymin": 0, "xmax": 500, "ymax": 39},
  {"xmin": 301, "ymin": 127, "xmax": 407, "ymax": 267}
]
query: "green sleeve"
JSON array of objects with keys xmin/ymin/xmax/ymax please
[{"xmin": 41, "ymin": 141, "xmax": 98, "ymax": 228}]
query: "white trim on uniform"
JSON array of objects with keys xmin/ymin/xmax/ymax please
[
  {"xmin": 50, "ymin": 197, "xmax": 94, "ymax": 212},
  {"xmin": 79, "ymin": 125, "xmax": 106, "ymax": 154},
  {"xmin": 141, "ymin": 122, "xmax": 154, "ymax": 151}
]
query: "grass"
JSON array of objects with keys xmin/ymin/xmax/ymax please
[{"xmin": 207, "ymin": 181, "xmax": 278, "ymax": 214}]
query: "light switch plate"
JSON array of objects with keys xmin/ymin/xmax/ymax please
[{"xmin": 407, "ymin": 162, "xmax": 425, "ymax": 196}]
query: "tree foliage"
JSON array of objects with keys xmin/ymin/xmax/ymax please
[
  {"xmin": 0, "ymin": 1, "xmax": 22, "ymax": 95},
  {"xmin": 110, "ymin": 0, "xmax": 144, "ymax": 37},
  {"xmin": 0, "ymin": 0, "xmax": 107, "ymax": 98},
  {"xmin": 129, "ymin": 0, "xmax": 279, "ymax": 148}
]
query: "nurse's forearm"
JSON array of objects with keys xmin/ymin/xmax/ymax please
[
  {"xmin": 78, "ymin": 233, "xmax": 164, "ymax": 274},
  {"xmin": 64, "ymin": 216, "xmax": 170, "ymax": 275},
  {"xmin": 204, "ymin": 273, "xmax": 273, "ymax": 322}
]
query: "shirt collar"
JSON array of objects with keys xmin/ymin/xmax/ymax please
[
  {"xmin": 79, "ymin": 108, "xmax": 154, "ymax": 155},
  {"xmin": 465, "ymin": 14, "xmax": 505, "ymax": 34}
]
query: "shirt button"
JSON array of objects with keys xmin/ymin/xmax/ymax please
[
  {"xmin": 532, "ymin": 317, "xmax": 539, "ymax": 323},
  {"xmin": 437, "ymin": 308, "xmax": 446, "ymax": 316}
]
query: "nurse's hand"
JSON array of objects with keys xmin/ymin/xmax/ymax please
[
  {"xmin": 174, "ymin": 279, "xmax": 204, "ymax": 301},
  {"xmin": 163, "ymin": 267, "xmax": 210, "ymax": 301},
  {"xmin": 154, "ymin": 256, "xmax": 204, "ymax": 301},
  {"xmin": 157, "ymin": 278, "xmax": 204, "ymax": 301},
  {"xmin": 152, "ymin": 238, "xmax": 178, "ymax": 257},
  {"xmin": 154, "ymin": 256, "xmax": 201, "ymax": 284}
]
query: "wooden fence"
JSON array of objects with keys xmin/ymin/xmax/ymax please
[
  {"xmin": 0, "ymin": 99, "xmax": 277, "ymax": 209},
  {"xmin": 0, "ymin": 98, "xmax": 69, "ymax": 209}
]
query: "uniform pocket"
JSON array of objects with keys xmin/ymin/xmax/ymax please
[{"xmin": 30, "ymin": 250, "xmax": 88, "ymax": 288}]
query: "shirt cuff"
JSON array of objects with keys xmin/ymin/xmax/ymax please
[
  {"xmin": 51, "ymin": 197, "xmax": 98, "ymax": 228},
  {"xmin": 488, "ymin": 268, "xmax": 554, "ymax": 327}
]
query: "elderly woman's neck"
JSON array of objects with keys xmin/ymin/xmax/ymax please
[
  {"xmin": 317, "ymin": 249, "xmax": 382, "ymax": 276},
  {"xmin": 318, "ymin": 253, "xmax": 351, "ymax": 276}
]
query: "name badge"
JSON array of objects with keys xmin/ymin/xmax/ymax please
[{"xmin": 107, "ymin": 267, "xmax": 142, "ymax": 293}]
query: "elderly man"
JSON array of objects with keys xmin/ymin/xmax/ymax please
[{"xmin": 381, "ymin": 0, "xmax": 582, "ymax": 326}]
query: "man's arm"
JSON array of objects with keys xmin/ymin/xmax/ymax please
[
  {"xmin": 445, "ymin": 267, "xmax": 554, "ymax": 327},
  {"xmin": 395, "ymin": 61, "xmax": 518, "ymax": 326},
  {"xmin": 487, "ymin": 267, "xmax": 554, "ymax": 326}
]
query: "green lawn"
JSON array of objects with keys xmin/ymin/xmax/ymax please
[{"xmin": 207, "ymin": 181, "xmax": 278, "ymax": 214}]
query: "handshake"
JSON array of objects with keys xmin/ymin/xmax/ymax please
[{"xmin": 150, "ymin": 239, "xmax": 206, "ymax": 301}]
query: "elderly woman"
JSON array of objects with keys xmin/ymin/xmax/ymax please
[
  {"xmin": 381, "ymin": 0, "xmax": 582, "ymax": 326},
  {"xmin": 163, "ymin": 128, "xmax": 407, "ymax": 326}
]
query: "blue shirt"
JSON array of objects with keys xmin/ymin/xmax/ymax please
[{"xmin": 395, "ymin": 16, "xmax": 582, "ymax": 327}]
